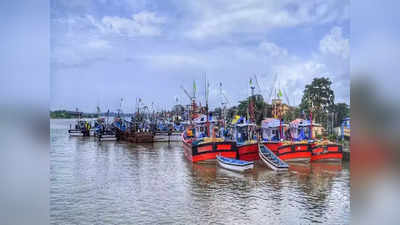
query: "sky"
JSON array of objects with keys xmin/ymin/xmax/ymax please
[{"xmin": 50, "ymin": 0, "xmax": 350, "ymax": 112}]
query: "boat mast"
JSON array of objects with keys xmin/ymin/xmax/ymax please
[
  {"xmin": 248, "ymin": 78, "xmax": 256, "ymax": 141},
  {"xmin": 310, "ymin": 101, "xmax": 313, "ymax": 139},
  {"xmin": 205, "ymin": 74, "xmax": 210, "ymax": 137}
]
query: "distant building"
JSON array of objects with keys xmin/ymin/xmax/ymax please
[{"xmin": 271, "ymin": 98, "xmax": 290, "ymax": 118}]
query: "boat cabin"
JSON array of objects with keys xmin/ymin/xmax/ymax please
[
  {"xmin": 191, "ymin": 114, "xmax": 220, "ymax": 139},
  {"xmin": 289, "ymin": 119, "xmax": 312, "ymax": 141},
  {"xmin": 261, "ymin": 118, "xmax": 287, "ymax": 141},
  {"xmin": 233, "ymin": 123, "xmax": 257, "ymax": 144}
]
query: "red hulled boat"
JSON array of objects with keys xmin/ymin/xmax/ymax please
[
  {"xmin": 182, "ymin": 114, "xmax": 236, "ymax": 162},
  {"xmin": 233, "ymin": 81, "xmax": 260, "ymax": 161},
  {"xmin": 290, "ymin": 118, "xmax": 343, "ymax": 162},
  {"xmin": 275, "ymin": 142, "xmax": 311, "ymax": 163},
  {"xmin": 261, "ymin": 118, "xmax": 311, "ymax": 163},
  {"xmin": 232, "ymin": 122, "xmax": 259, "ymax": 161},
  {"xmin": 310, "ymin": 142, "xmax": 343, "ymax": 162}
]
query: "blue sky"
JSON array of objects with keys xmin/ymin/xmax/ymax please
[{"xmin": 50, "ymin": 0, "xmax": 349, "ymax": 112}]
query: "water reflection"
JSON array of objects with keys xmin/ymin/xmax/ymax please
[{"xmin": 51, "ymin": 119, "xmax": 350, "ymax": 225}]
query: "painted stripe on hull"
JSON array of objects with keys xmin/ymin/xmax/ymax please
[
  {"xmin": 311, "ymin": 144, "xmax": 342, "ymax": 162},
  {"xmin": 263, "ymin": 142, "xmax": 282, "ymax": 152},
  {"xmin": 279, "ymin": 151, "xmax": 311, "ymax": 163},
  {"xmin": 311, "ymin": 153, "xmax": 342, "ymax": 162},
  {"xmin": 182, "ymin": 141, "xmax": 236, "ymax": 162},
  {"xmin": 237, "ymin": 143, "xmax": 259, "ymax": 161}
]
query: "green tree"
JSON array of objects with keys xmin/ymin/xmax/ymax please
[
  {"xmin": 334, "ymin": 103, "xmax": 350, "ymax": 127},
  {"xmin": 226, "ymin": 106, "xmax": 238, "ymax": 122},
  {"xmin": 237, "ymin": 94, "xmax": 266, "ymax": 125},
  {"xmin": 300, "ymin": 77, "xmax": 335, "ymax": 127}
]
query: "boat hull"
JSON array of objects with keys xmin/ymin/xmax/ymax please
[
  {"xmin": 276, "ymin": 144, "xmax": 311, "ymax": 163},
  {"xmin": 236, "ymin": 143, "xmax": 259, "ymax": 161},
  {"xmin": 216, "ymin": 157, "xmax": 253, "ymax": 172},
  {"xmin": 68, "ymin": 129, "xmax": 85, "ymax": 136},
  {"xmin": 311, "ymin": 144, "xmax": 343, "ymax": 162},
  {"xmin": 154, "ymin": 132, "xmax": 181, "ymax": 142},
  {"xmin": 98, "ymin": 134, "xmax": 117, "ymax": 141},
  {"xmin": 121, "ymin": 131, "xmax": 154, "ymax": 143},
  {"xmin": 183, "ymin": 140, "xmax": 236, "ymax": 162},
  {"xmin": 258, "ymin": 144, "xmax": 289, "ymax": 171},
  {"xmin": 262, "ymin": 141, "xmax": 282, "ymax": 152}
]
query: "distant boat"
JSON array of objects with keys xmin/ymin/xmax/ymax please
[
  {"xmin": 216, "ymin": 155, "xmax": 254, "ymax": 172},
  {"xmin": 68, "ymin": 120, "xmax": 90, "ymax": 137},
  {"xmin": 153, "ymin": 131, "xmax": 181, "ymax": 142},
  {"xmin": 258, "ymin": 143, "xmax": 289, "ymax": 171},
  {"xmin": 98, "ymin": 132, "xmax": 117, "ymax": 141}
]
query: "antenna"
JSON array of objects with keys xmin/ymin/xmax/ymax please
[
  {"xmin": 254, "ymin": 74, "xmax": 262, "ymax": 96},
  {"xmin": 267, "ymin": 74, "xmax": 278, "ymax": 104},
  {"xmin": 118, "ymin": 98, "xmax": 123, "ymax": 116},
  {"xmin": 283, "ymin": 88, "xmax": 291, "ymax": 106},
  {"xmin": 180, "ymin": 85, "xmax": 193, "ymax": 101}
]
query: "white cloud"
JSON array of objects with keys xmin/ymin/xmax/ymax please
[
  {"xmin": 319, "ymin": 26, "xmax": 349, "ymax": 59},
  {"xmin": 259, "ymin": 41, "xmax": 288, "ymax": 57},
  {"xmin": 86, "ymin": 39, "xmax": 111, "ymax": 49},
  {"xmin": 185, "ymin": 0, "xmax": 349, "ymax": 40},
  {"xmin": 138, "ymin": 54, "xmax": 204, "ymax": 68},
  {"xmin": 90, "ymin": 11, "xmax": 166, "ymax": 37}
]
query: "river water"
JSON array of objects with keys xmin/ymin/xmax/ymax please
[{"xmin": 50, "ymin": 119, "xmax": 350, "ymax": 225}]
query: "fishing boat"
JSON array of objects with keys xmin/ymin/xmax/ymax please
[
  {"xmin": 310, "ymin": 141, "xmax": 343, "ymax": 162},
  {"xmin": 261, "ymin": 118, "xmax": 284, "ymax": 151},
  {"xmin": 275, "ymin": 142, "xmax": 311, "ymax": 163},
  {"xmin": 262, "ymin": 118, "xmax": 311, "ymax": 163},
  {"xmin": 122, "ymin": 120, "xmax": 154, "ymax": 143},
  {"xmin": 94, "ymin": 117, "xmax": 117, "ymax": 141},
  {"xmin": 68, "ymin": 126, "xmax": 84, "ymax": 136},
  {"xmin": 231, "ymin": 81, "xmax": 260, "ymax": 161},
  {"xmin": 216, "ymin": 155, "xmax": 254, "ymax": 172},
  {"xmin": 232, "ymin": 121, "xmax": 259, "ymax": 161},
  {"xmin": 119, "ymin": 104, "xmax": 154, "ymax": 143},
  {"xmin": 153, "ymin": 131, "xmax": 182, "ymax": 142},
  {"xmin": 258, "ymin": 143, "xmax": 289, "ymax": 170},
  {"xmin": 181, "ymin": 79, "xmax": 237, "ymax": 162},
  {"xmin": 153, "ymin": 121, "xmax": 183, "ymax": 142},
  {"xmin": 98, "ymin": 133, "xmax": 117, "ymax": 141},
  {"xmin": 68, "ymin": 120, "xmax": 91, "ymax": 136},
  {"xmin": 68, "ymin": 110, "xmax": 91, "ymax": 136},
  {"xmin": 182, "ymin": 114, "xmax": 236, "ymax": 162}
]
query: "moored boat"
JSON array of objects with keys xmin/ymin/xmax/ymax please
[
  {"xmin": 231, "ymin": 121, "xmax": 259, "ymax": 161},
  {"xmin": 310, "ymin": 142, "xmax": 343, "ymax": 162},
  {"xmin": 153, "ymin": 131, "xmax": 181, "ymax": 142},
  {"xmin": 275, "ymin": 142, "xmax": 311, "ymax": 163},
  {"xmin": 68, "ymin": 120, "xmax": 91, "ymax": 137},
  {"xmin": 216, "ymin": 155, "xmax": 254, "ymax": 172},
  {"xmin": 261, "ymin": 118, "xmax": 285, "ymax": 152},
  {"xmin": 183, "ymin": 129, "xmax": 236, "ymax": 162},
  {"xmin": 258, "ymin": 143, "xmax": 289, "ymax": 170},
  {"xmin": 262, "ymin": 118, "xmax": 312, "ymax": 163},
  {"xmin": 182, "ymin": 114, "xmax": 236, "ymax": 162},
  {"xmin": 289, "ymin": 118, "xmax": 344, "ymax": 163},
  {"xmin": 98, "ymin": 133, "xmax": 117, "ymax": 141}
]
